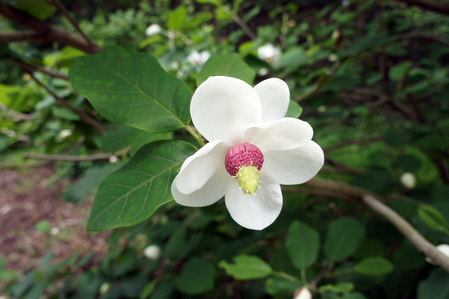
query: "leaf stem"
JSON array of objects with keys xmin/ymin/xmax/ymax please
[{"xmin": 185, "ymin": 125, "xmax": 205, "ymax": 147}]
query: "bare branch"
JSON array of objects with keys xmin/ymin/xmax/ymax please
[
  {"xmin": 27, "ymin": 72, "xmax": 106, "ymax": 135},
  {"xmin": 23, "ymin": 149, "xmax": 127, "ymax": 162},
  {"xmin": 363, "ymin": 194, "xmax": 449, "ymax": 272},
  {"xmin": 401, "ymin": 32, "xmax": 449, "ymax": 47},
  {"xmin": 299, "ymin": 177, "xmax": 449, "ymax": 273},
  {"xmin": 0, "ymin": 31, "xmax": 48, "ymax": 43},
  {"xmin": 7, "ymin": 58, "xmax": 69, "ymax": 80},
  {"xmin": 51, "ymin": 0, "xmax": 95, "ymax": 48},
  {"xmin": 399, "ymin": 0, "xmax": 449, "ymax": 15},
  {"xmin": 294, "ymin": 61, "xmax": 342, "ymax": 102},
  {"xmin": 0, "ymin": 2, "xmax": 102, "ymax": 54}
]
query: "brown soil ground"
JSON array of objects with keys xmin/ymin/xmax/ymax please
[{"xmin": 0, "ymin": 165, "xmax": 109, "ymax": 273}]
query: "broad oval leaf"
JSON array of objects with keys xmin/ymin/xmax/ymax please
[
  {"xmin": 417, "ymin": 268, "xmax": 449, "ymax": 299},
  {"xmin": 69, "ymin": 46, "xmax": 192, "ymax": 133},
  {"xmin": 86, "ymin": 140, "xmax": 197, "ymax": 231},
  {"xmin": 354, "ymin": 257, "xmax": 394, "ymax": 276},
  {"xmin": 197, "ymin": 53, "xmax": 255, "ymax": 85},
  {"xmin": 219, "ymin": 255, "xmax": 272, "ymax": 280},
  {"xmin": 174, "ymin": 257, "xmax": 215, "ymax": 295},
  {"xmin": 285, "ymin": 221, "xmax": 320, "ymax": 269},
  {"xmin": 323, "ymin": 217, "xmax": 365, "ymax": 262},
  {"xmin": 418, "ymin": 204, "xmax": 448, "ymax": 232}
]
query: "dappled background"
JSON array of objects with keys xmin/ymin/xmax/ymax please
[{"xmin": 1, "ymin": 0, "xmax": 449, "ymax": 298}]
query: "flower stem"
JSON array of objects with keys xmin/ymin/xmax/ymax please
[{"xmin": 185, "ymin": 125, "xmax": 205, "ymax": 147}]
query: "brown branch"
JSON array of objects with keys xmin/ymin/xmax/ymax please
[
  {"xmin": 0, "ymin": 2, "xmax": 102, "ymax": 54},
  {"xmin": 23, "ymin": 149, "xmax": 127, "ymax": 162},
  {"xmin": 51, "ymin": 0, "xmax": 95, "ymax": 48},
  {"xmin": 400, "ymin": 0, "xmax": 449, "ymax": 15},
  {"xmin": 363, "ymin": 194, "xmax": 449, "ymax": 272},
  {"xmin": 232, "ymin": 14, "xmax": 257, "ymax": 40},
  {"xmin": 27, "ymin": 72, "xmax": 106, "ymax": 135},
  {"xmin": 0, "ymin": 31, "xmax": 49, "ymax": 43},
  {"xmin": 401, "ymin": 32, "xmax": 449, "ymax": 47},
  {"xmin": 7, "ymin": 58, "xmax": 69, "ymax": 80},
  {"xmin": 294, "ymin": 61, "xmax": 342, "ymax": 102},
  {"xmin": 324, "ymin": 137, "xmax": 384, "ymax": 152},
  {"xmin": 300, "ymin": 177, "xmax": 449, "ymax": 273}
]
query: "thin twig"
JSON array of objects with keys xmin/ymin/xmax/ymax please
[
  {"xmin": 8, "ymin": 58, "xmax": 69, "ymax": 80},
  {"xmin": 0, "ymin": 31, "xmax": 48, "ymax": 43},
  {"xmin": 232, "ymin": 13, "xmax": 257, "ymax": 40},
  {"xmin": 0, "ymin": 2, "xmax": 102, "ymax": 54},
  {"xmin": 27, "ymin": 72, "xmax": 106, "ymax": 135},
  {"xmin": 401, "ymin": 32, "xmax": 449, "ymax": 48},
  {"xmin": 363, "ymin": 194, "xmax": 449, "ymax": 272},
  {"xmin": 294, "ymin": 61, "xmax": 342, "ymax": 102},
  {"xmin": 51, "ymin": 0, "xmax": 95, "ymax": 48},
  {"xmin": 324, "ymin": 137, "xmax": 384, "ymax": 152},
  {"xmin": 300, "ymin": 177, "xmax": 449, "ymax": 273},
  {"xmin": 23, "ymin": 149, "xmax": 128, "ymax": 162}
]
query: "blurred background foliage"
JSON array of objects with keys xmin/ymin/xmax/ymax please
[{"xmin": 1, "ymin": 0, "xmax": 449, "ymax": 298}]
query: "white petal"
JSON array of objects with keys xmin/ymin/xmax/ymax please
[
  {"xmin": 263, "ymin": 141, "xmax": 324, "ymax": 185},
  {"xmin": 225, "ymin": 170, "xmax": 282, "ymax": 230},
  {"xmin": 176, "ymin": 140, "xmax": 232, "ymax": 194},
  {"xmin": 172, "ymin": 166, "xmax": 228, "ymax": 207},
  {"xmin": 191, "ymin": 76, "xmax": 262, "ymax": 144},
  {"xmin": 244, "ymin": 118, "xmax": 313, "ymax": 151},
  {"xmin": 254, "ymin": 78, "xmax": 290, "ymax": 122}
]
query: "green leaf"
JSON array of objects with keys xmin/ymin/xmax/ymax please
[
  {"xmin": 320, "ymin": 282, "xmax": 354, "ymax": 293},
  {"xmin": 167, "ymin": 6, "xmax": 187, "ymax": 30},
  {"xmin": 279, "ymin": 47, "xmax": 307, "ymax": 69},
  {"xmin": 323, "ymin": 217, "xmax": 365, "ymax": 262},
  {"xmin": 86, "ymin": 140, "xmax": 197, "ymax": 231},
  {"xmin": 63, "ymin": 163, "xmax": 123, "ymax": 202},
  {"xmin": 174, "ymin": 257, "xmax": 215, "ymax": 294},
  {"xmin": 418, "ymin": 205, "xmax": 448, "ymax": 232},
  {"xmin": 340, "ymin": 32, "xmax": 388, "ymax": 58},
  {"xmin": 100, "ymin": 125, "xmax": 171, "ymax": 155},
  {"xmin": 197, "ymin": 53, "xmax": 255, "ymax": 85},
  {"xmin": 265, "ymin": 277, "xmax": 302, "ymax": 295},
  {"xmin": 417, "ymin": 268, "xmax": 449, "ymax": 299},
  {"xmin": 354, "ymin": 257, "xmax": 394, "ymax": 276},
  {"xmin": 12, "ymin": 0, "xmax": 56, "ymax": 20},
  {"xmin": 219, "ymin": 255, "xmax": 272, "ymax": 280},
  {"xmin": 140, "ymin": 281, "xmax": 157, "ymax": 299},
  {"xmin": 389, "ymin": 61, "xmax": 412, "ymax": 82},
  {"xmin": 285, "ymin": 100, "xmax": 303, "ymax": 118},
  {"xmin": 69, "ymin": 47, "xmax": 192, "ymax": 133},
  {"xmin": 285, "ymin": 221, "xmax": 320, "ymax": 269}
]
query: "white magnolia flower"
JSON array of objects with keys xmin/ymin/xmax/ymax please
[
  {"xmin": 426, "ymin": 244, "xmax": 449, "ymax": 264},
  {"xmin": 145, "ymin": 24, "xmax": 161, "ymax": 36},
  {"xmin": 294, "ymin": 287, "xmax": 313, "ymax": 299},
  {"xmin": 187, "ymin": 50, "xmax": 211, "ymax": 66},
  {"xmin": 171, "ymin": 76, "xmax": 324, "ymax": 230},
  {"xmin": 400, "ymin": 172, "xmax": 416, "ymax": 189},
  {"xmin": 144, "ymin": 245, "xmax": 161, "ymax": 259},
  {"xmin": 257, "ymin": 43, "xmax": 282, "ymax": 67}
]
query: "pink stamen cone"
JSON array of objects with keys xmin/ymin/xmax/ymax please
[{"xmin": 225, "ymin": 142, "xmax": 264, "ymax": 176}]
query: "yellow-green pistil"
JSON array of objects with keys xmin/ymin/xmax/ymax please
[{"xmin": 225, "ymin": 143, "xmax": 264, "ymax": 195}]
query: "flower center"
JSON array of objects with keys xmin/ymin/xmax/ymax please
[{"xmin": 224, "ymin": 143, "xmax": 264, "ymax": 195}]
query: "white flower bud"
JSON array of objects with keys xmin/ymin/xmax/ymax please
[
  {"xmin": 257, "ymin": 44, "xmax": 282, "ymax": 67},
  {"xmin": 328, "ymin": 54, "xmax": 338, "ymax": 62},
  {"xmin": 294, "ymin": 287, "xmax": 312, "ymax": 299},
  {"xmin": 145, "ymin": 24, "xmax": 161, "ymax": 36},
  {"xmin": 426, "ymin": 244, "xmax": 449, "ymax": 264},
  {"xmin": 50, "ymin": 227, "xmax": 60, "ymax": 235},
  {"xmin": 109, "ymin": 156, "xmax": 118, "ymax": 163},
  {"xmin": 400, "ymin": 172, "xmax": 416, "ymax": 189},
  {"xmin": 99, "ymin": 282, "xmax": 110, "ymax": 294},
  {"xmin": 58, "ymin": 129, "xmax": 72, "ymax": 139},
  {"xmin": 144, "ymin": 245, "xmax": 161, "ymax": 260}
]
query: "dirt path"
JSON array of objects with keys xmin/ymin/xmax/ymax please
[{"xmin": 0, "ymin": 166, "xmax": 109, "ymax": 272}]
